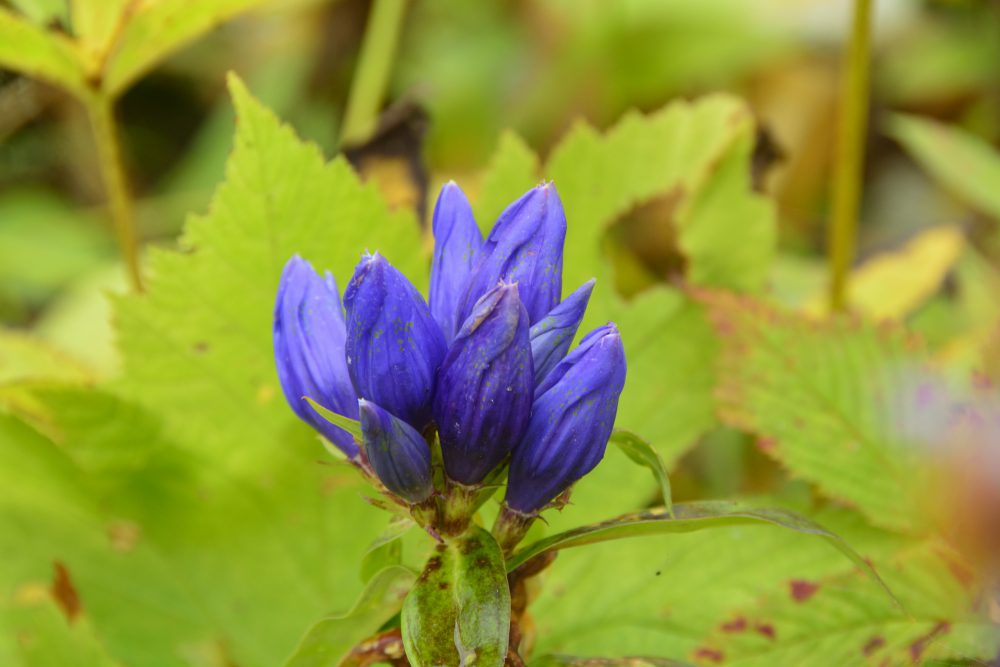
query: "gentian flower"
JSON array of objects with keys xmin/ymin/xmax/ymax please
[
  {"xmin": 529, "ymin": 278, "xmax": 595, "ymax": 385},
  {"xmin": 433, "ymin": 281, "xmax": 534, "ymax": 485},
  {"xmin": 344, "ymin": 252, "xmax": 447, "ymax": 429},
  {"xmin": 429, "ymin": 182, "xmax": 483, "ymax": 343},
  {"xmin": 455, "ymin": 184, "xmax": 566, "ymax": 326},
  {"xmin": 359, "ymin": 399, "xmax": 434, "ymax": 503},
  {"xmin": 273, "ymin": 181, "xmax": 626, "ymax": 519},
  {"xmin": 505, "ymin": 324, "xmax": 627, "ymax": 514},
  {"xmin": 273, "ymin": 256, "xmax": 359, "ymax": 457}
]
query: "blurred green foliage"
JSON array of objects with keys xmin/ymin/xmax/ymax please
[{"xmin": 2, "ymin": 0, "xmax": 1000, "ymax": 665}]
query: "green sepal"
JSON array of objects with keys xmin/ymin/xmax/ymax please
[
  {"xmin": 610, "ymin": 429, "xmax": 674, "ymax": 518},
  {"xmin": 305, "ymin": 396, "xmax": 363, "ymax": 443}
]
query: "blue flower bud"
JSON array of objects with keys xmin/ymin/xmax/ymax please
[
  {"xmin": 457, "ymin": 184, "xmax": 567, "ymax": 326},
  {"xmin": 429, "ymin": 182, "xmax": 483, "ymax": 343},
  {"xmin": 344, "ymin": 253, "xmax": 447, "ymax": 429},
  {"xmin": 529, "ymin": 278, "xmax": 595, "ymax": 386},
  {"xmin": 359, "ymin": 399, "xmax": 434, "ymax": 503},
  {"xmin": 505, "ymin": 324, "xmax": 626, "ymax": 513},
  {"xmin": 273, "ymin": 256, "xmax": 359, "ymax": 457},
  {"xmin": 433, "ymin": 282, "xmax": 534, "ymax": 485}
]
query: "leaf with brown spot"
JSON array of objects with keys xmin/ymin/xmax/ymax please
[
  {"xmin": 789, "ymin": 579, "xmax": 820, "ymax": 603},
  {"xmin": 692, "ymin": 647, "xmax": 724, "ymax": 664},
  {"xmin": 705, "ymin": 542, "xmax": 996, "ymax": 666},
  {"xmin": 698, "ymin": 289, "xmax": 933, "ymax": 534},
  {"xmin": 51, "ymin": 561, "xmax": 81, "ymax": 623},
  {"xmin": 507, "ymin": 500, "xmax": 897, "ymax": 609}
]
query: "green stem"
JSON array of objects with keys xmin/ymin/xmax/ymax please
[
  {"xmin": 827, "ymin": 0, "xmax": 872, "ymax": 311},
  {"xmin": 87, "ymin": 93, "xmax": 143, "ymax": 291},
  {"xmin": 339, "ymin": 0, "xmax": 408, "ymax": 147}
]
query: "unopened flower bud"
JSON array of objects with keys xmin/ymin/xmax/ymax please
[
  {"xmin": 273, "ymin": 256, "xmax": 358, "ymax": 456},
  {"xmin": 344, "ymin": 253, "xmax": 447, "ymax": 429},
  {"xmin": 434, "ymin": 282, "xmax": 534, "ymax": 485},
  {"xmin": 506, "ymin": 324, "xmax": 626, "ymax": 513},
  {"xmin": 359, "ymin": 399, "xmax": 434, "ymax": 504}
]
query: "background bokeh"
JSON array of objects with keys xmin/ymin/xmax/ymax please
[{"xmin": 2, "ymin": 1, "xmax": 1000, "ymax": 665}]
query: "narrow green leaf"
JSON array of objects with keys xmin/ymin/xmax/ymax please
[
  {"xmin": 506, "ymin": 501, "xmax": 898, "ymax": 608},
  {"xmin": 402, "ymin": 527, "xmax": 511, "ymax": 667},
  {"xmin": 531, "ymin": 656, "xmax": 696, "ymax": 667},
  {"xmin": 7, "ymin": 0, "xmax": 69, "ymax": 26},
  {"xmin": 103, "ymin": 0, "xmax": 274, "ymax": 96},
  {"xmin": 887, "ymin": 113, "xmax": 1000, "ymax": 221},
  {"xmin": 0, "ymin": 8, "xmax": 88, "ymax": 97},
  {"xmin": 610, "ymin": 430, "xmax": 673, "ymax": 518},
  {"xmin": 114, "ymin": 75, "xmax": 424, "ymax": 472},
  {"xmin": 282, "ymin": 565, "xmax": 416, "ymax": 667},
  {"xmin": 70, "ymin": 0, "xmax": 130, "ymax": 55},
  {"xmin": 360, "ymin": 517, "xmax": 414, "ymax": 583},
  {"xmin": 304, "ymin": 396, "xmax": 363, "ymax": 443}
]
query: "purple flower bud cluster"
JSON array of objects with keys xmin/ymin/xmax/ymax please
[{"xmin": 273, "ymin": 182, "xmax": 626, "ymax": 513}]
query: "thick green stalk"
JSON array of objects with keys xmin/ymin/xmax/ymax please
[
  {"xmin": 339, "ymin": 0, "xmax": 408, "ymax": 146},
  {"xmin": 87, "ymin": 93, "xmax": 143, "ymax": 291},
  {"xmin": 828, "ymin": 0, "xmax": 873, "ymax": 311}
]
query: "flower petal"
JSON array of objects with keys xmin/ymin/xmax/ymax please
[
  {"xmin": 360, "ymin": 399, "xmax": 434, "ymax": 504},
  {"xmin": 529, "ymin": 278, "xmax": 595, "ymax": 386},
  {"xmin": 344, "ymin": 252, "xmax": 447, "ymax": 429},
  {"xmin": 434, "ymin": 281, "xmax": 534, "ymax": 485},
  {"xmin": 429, "ymin": 182, "xmax": 483, "ymax": 343},
  {"xmin": 505, "ymin": 324, "xmax": 626, "ymax": 513},
  {"xmin": 274, "ymin": 256, "xmax": 358, "ymax": 456},
  {"xmin": 456, "ymin": 183, "xmax": 566, "ymax": 326}
]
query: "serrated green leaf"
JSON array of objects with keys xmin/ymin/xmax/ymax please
[
  {"xmin": 282, "ymin": 565, "xmax": 416, "ymax": 667},
  {"xmin": 473, "ymin": 130, "xmax": 541, "ymax": 234},
  {"xmin": 609, "ymin": 430, "xmax": 673, "ymax": 518},
  {"xmin": 888, "ymin": 113, "xmax": 1000, "ymax": 221},
  {"xmin": 546, "ymin": 95, "xmax": 775, "ymax": 295},
  {"xmin": 701, "ymin": 291, "xmax": 931, "ymax": 533},
  {"xmin": 0, "ymin": 8, "xmax": 87, "ymax": 97},
  {"xmin": 103, "ymin": 0, "xmax": 275, "ymax": 96},
  {"xmin": 402, "ymin": 527, "xmax": 510, "ymax": 667},
  {"xmin": 477, "ymin": 95, "xmax": 774, "ymax": 465},
  {"xmin": 702, "ymin": 543, "xmax": 996, "ymax": 667},
  {"xmin": 3, "ymin": 385, "xmax": 388, "ymax": 667},
  {"xmin": 507, "ymin": 501, "xmax": 896, "ymax": 610},
  {"xmin": 113, "ymin": 74, "xmax": 425, "ymax": 474}
]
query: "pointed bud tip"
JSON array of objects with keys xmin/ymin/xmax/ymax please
[{"xmin": 496, "ymin": 279, "xmax": 520, "ymax": 295}]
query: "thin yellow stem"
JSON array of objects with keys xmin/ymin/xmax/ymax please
[
  {"xmin": 828, "ymin": 0, "xmax": 873, "ymax": 311},
  {"xmin": 339, "ymin": 0, "xmax": 408, "ymax": 147},
  {"xmin": 87, "ymin": 93, "xmax": 143, "ymax": 291}
]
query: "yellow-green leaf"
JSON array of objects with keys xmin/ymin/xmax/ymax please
[{"xmin": 0, "ymin": 8, "xmax": 87, "ymax": 96}]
